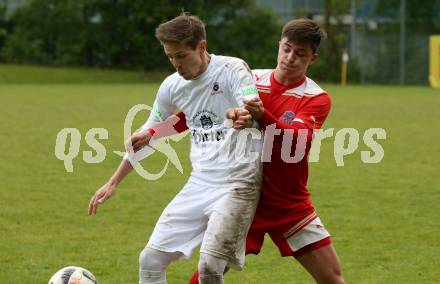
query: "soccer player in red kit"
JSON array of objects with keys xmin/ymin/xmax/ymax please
[
  {"xmin": 155, "ymin": 19, "xmax": 345, "ymax": 283},
  {"xmin": 238, "ymin": 19, "xmax": 344, "ymax": 283}
]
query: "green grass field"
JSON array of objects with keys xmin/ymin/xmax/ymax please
[
  {"xmin": 1, "ymin": 73, "xmax": 440, "ymax": 283},
  {"xmin": 0, "ymin": 64, "xmax": 167, "ymax": 84}
]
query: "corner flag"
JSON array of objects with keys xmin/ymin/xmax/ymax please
[{"xmin": 429, "ymin": 35, "xmax": 440, "ymax": 88}]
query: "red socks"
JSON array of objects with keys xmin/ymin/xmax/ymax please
[{"xmin": 188, "ymin": 269, "xmax": 199, "ymax": 284}]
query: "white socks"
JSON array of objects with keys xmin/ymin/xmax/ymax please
[
  {"xmin": 139, "ymin": 247, "xmax": 182, "ymax": 284},
  {"xmin": 139, "ymin": 247, "xmax": 227, "ymax": 284}
]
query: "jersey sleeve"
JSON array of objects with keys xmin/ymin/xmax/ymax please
[
  {"xmin": 140, "ymin": 80, "xmax": 177, "ymax": 132},
  {"xmin": 259, "ymin": 93, "xmax": 331, "ymax": 141},
  {"xmin": 227, "ymin": 59, "xmax": 259, "ymax": 107},
  {"xmin": 124, "ymin": 80, "xmax": 177, "ymax": 162},
  {"xmin": 149, "ymin": 112, "xmax": 188, "ymax": 137}
]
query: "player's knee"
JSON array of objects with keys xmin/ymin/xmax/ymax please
[
  {"xmin": 331, "ymin": 266, "xmax": 344, "ymax": 284},
  {"xmin": 139, "ymin": 247, "xmax": 164, "ymax": 270},
  {"xmin": 198, "ymin": 253, "xmax": 225, "ymax": 276},
  {"xmin": 198, "ymin": 258, "xmax": 217, "ymax": 276},
  {"xmin": 329, "ymin": 260, "xmax": 344, "ymax": 283},
  {"xmin": 319, "ymin": 265, "xmax": 344, "ymax": 284},
  {"xmin": 139, "ymin": 248, "xmax": 167, "ymax": 284}
]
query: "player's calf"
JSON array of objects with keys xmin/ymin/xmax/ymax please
[{"xmin": 296, "ymin": 244, "xmax": 345, "ymax": 284}]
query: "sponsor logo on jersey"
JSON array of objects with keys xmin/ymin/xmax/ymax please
[
  {"xmin": 280, "ymin": 110, "xmax": 295, "ymax": 125},
  {"xmin": 152, "ymin": 102, "xmax": 163, "ymax": 120},
  {"xmin": 191, "ymin": 128, "xmax": 228, "ymax": 144},
  {"xmin": 240, "ymin": 86, "xmax": 259, "ymax": 97},
  {"xmin": 191, "ymin": 110, "xmax": 227, "ymax": 144},
  {"xmin": 211, "ymin": 82, "xmax": 223, "ymax": 96}
]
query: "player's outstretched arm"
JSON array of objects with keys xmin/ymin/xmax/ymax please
[
  {"xmin": 88, "ymin": 110, "xmax": 191, "ymax": 215},
  {"xmin": 88, "ymin": 126, "xmax": 157, "ymax": 215},
  {"xmin": 129, "ymin": 130, "xmax": 154, "ymax": 153},
  {"xmin": 88, "ymin": 129, "xmax": 155, "ymax": 216},
  {"xmin": 88, "ymin": 114, "xmax": 189, "ymax": 215},
  {"xmin": 88, "ymin": 158, "xmax": 134, "ymax": 215},
  {"xmin": 88, "ymin": 128, "xmax": 155, "ymax": 215}
]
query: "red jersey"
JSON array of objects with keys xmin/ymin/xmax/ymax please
[{"xmin": 251, "ymin": 69, "xmax": 331, "ymax": 228}]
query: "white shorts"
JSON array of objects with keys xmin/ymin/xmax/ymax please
[
  {"xmin": 146, "ymin": 178, "xmax": 260, "ymax": 270},
  {"xmin": 285, "ymin": 217, "xmax": 331, "ymax": 255}
]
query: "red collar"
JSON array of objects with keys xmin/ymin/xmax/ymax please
[{"xmin": 270, "ymin": 71, "xmax": 305, "ymax": 93}]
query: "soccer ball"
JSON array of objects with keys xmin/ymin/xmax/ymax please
[{"xmin": 48, "ymin": 266, "xmax": 98, "ymax": 284}]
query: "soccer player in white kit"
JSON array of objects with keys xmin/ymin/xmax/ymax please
[{"xmin": 88, "ymin": 12, "xmax": 262, "ymax": 284}]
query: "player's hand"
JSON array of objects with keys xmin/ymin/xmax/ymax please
[
  {"xmin": 126, "ymin": 131, "xmax": 152, "ymax": 153},
  {"xmin": 226, "ymin": 108, "xmax": 237, "ymax": 122},
  {"xmin": 243, "ymin": 97, "xmax": 264, "ymax": 120},
  {"xmin": 226, "ymin": 108, "xmax": 252, "ymax": 129},
  {"xmin": 88, "ymin": 181, "xmax": 117, "ymax": 215}
]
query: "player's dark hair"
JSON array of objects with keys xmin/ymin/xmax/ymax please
[
  {"xmin": 281, "ymin": 19, "xmax": 326, "ymax": 53},
  {"xmin": 155, "ymin": 11, "xmax": 206, "ymax": 50}
]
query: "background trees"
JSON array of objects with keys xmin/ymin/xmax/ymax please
[{"xmin": 1, "ymin": 0, "xmax": 280, "ymax": 70}]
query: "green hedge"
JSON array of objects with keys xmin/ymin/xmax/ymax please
[{"xmin": 1, "ymin": 0, "xmax": 280, "ymax": 72}]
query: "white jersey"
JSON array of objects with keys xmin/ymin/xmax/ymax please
[{"xmin": 130, "ymin": 54, "xmax": 262, "ymax": 187}]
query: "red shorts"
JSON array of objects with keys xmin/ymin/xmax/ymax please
[{"xmin": 246, "ymin": 211, "xmax": 332, "ymax": 258}]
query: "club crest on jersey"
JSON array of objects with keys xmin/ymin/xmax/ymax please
[
  {"xmin": 200, "ymin": 115, "xmax": 213, "ymax": 129},
  {"xmin": 280, "ymin": 111, "xmax": 296, "ymax": 125},
  {"xmin": 193, "ymin": 110, "xmax": 220, "ymax": 130},
  {"xmin": 211, "ymin": 82, "xmax": 223, "ymax": 96},
  {"xmin": 191, "ymin": 110, "xmax": 226, "ymax": 144}
]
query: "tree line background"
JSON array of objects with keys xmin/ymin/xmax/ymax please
[
  {"xmin": 0, "ymin": 0, "xmax": 439, "ymax": 84},
  {"xmin": 0, "ymin": 0, "xmax": 282, "ymax": 71}
]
